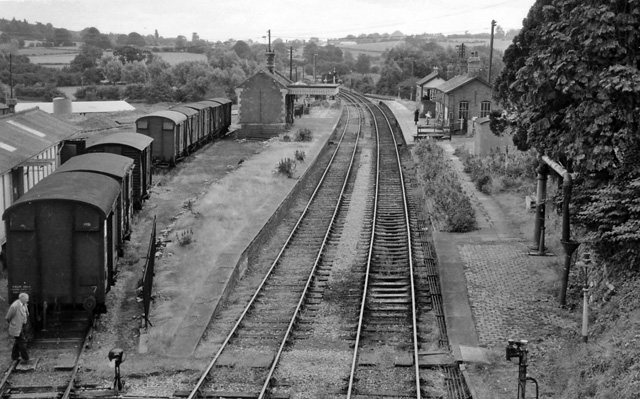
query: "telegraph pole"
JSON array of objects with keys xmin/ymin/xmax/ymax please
[
  {"xmin": 313, "ymin": 54, "xmax": 317, "ymax": 83},
  {"xmin": 489, "ymin": 20, "xmax": 496, "ymax": 83},
  {"xmin": 267, "ymin": 29, "xmax": 271, "ymax": 52},
  {"xmin": 289, "ymin": 46, "xmax": 293, "ymax": 80}
]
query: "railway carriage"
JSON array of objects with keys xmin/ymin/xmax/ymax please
[
  {"xmin": 169, "ymin": 105, "xmax": 201, "ymax": 152},
  {"xmin": 135, "ymin": 110, "xmax": 188, "ymax": 166},
  {"xmin": 54, "ymin": 153, "xmax": 135, "ymax": 263},
  {"xmin": 135, "ymin": 97, "xmax": 232, "ymax": 167},
  {"xmin": 84, "ymin": 132, "xmax": 154, "ymax": 209},
  {"xmin": 183, "ymin": 102, "xmax": 211, "ymax": 145},
  {"xmin": 209, "ymin": 97, "xmax": 233, "ymax": 137},
  {"xmin": 3, "ymin": 171, "xmax": 121, "ymax": 324}
]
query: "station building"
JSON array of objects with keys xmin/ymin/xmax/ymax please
[{"xmin": 235, "ymin": 51, "xmax": 339, "ymax": 139}]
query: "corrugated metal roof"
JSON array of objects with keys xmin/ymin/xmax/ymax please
[
  {"xmin": 0, "ymin": 108, "xmax": 80, "ymax": 174},
  {"xmin": 138, "ymin": 110, "xmax": 187, "ymax": 124},
  {"xmin": 436, "ymin": 74, "xmax": 492, "ymax": 94},
  {"xmin": 15, "ymin": 101, "xmax": 135, "ymax": 114},
  {"xmin": 5, "ymin": 171, "xmax": 120, "ymax": 218},
  {"xmin": 86, "ymin": 132, "xmax": 153, "ymax": 151},
  {"xmin": 54, "ymin": 153, "xmax": 134, "ymax": 179}
]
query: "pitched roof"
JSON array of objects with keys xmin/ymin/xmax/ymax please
[
  {"xmin": 436, "ymin": 74, "xmax": 492, "ymax": 94},
  {"xmin": 237, "ymin": 68, "xmax": 292, "ymax": 90},
  {"xmin": 416, "ymin": 71, "xmax": 443, "ymax": 86},
  {"xmin": 0, "ymin": 108, "xmax": 80, "ymax": 174}
]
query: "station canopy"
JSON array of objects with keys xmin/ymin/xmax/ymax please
[{"xmin": 287, "ymin": 83, "xmax": 340, "ymax": 96}]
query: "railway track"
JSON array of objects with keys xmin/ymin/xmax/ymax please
[
  {"xmin": 341, "ymin": 91, "xmax": 422, "ymax": 398},
  {"xmin": 185, "ymin": 97, "xmax": 365, "ymax": 398},
  {"xmin": 0, "ymin": 311, "xmax": 95, "ymax": 399},
  {"xmin": 179, "ymin": 90, "xmax": 472, "ymax": 399}
]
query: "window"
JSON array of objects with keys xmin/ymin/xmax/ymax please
[
  {"xmin": 481, "ymin": 101, "xmax": 491, "ymax": 118},
  {"xmin": 162, "ymin": 121, "xmax": 174, "ymax": 130},
  {"xmin": 458, "ymin": 101, "xmax": 469, "ymax": 120},
  {"xmin": 136, "ymin": 120, "xmax": 148, "ymax": 130}
]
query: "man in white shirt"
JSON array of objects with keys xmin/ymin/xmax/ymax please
[{"xmin": 6, "ymin": 292, "xmax": 30, "ymax": 363}]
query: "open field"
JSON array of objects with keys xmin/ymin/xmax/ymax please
[
  {"xmin": 22, "ymin": 49, "xmax": 208, "ymax": 69},
  {"xmin": 336, "ymin": 40, "xmax": 403, "ymax": 58},
  {"xmin": 153, "ymin": 52, "xmax": 208, "ymax": 64},
  {"xmin": 434, "ymin": 37, "xmax": 512, "ymax": 52},
  {"xmin": 336, "ymin": 37, "xmax": 513, "ymax": 58}
]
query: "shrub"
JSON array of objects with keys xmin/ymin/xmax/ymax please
[
  {"xmin": 475, "ymin": 174, "xmax": 492, "ymax": 194},
  {"xmin": 276, "ymin": 158, "xmax": 296, "ymax": 178},
  {"xmin": 294, "ymin": 128, "xmax": 313, "ymax": 142},
  {"xmin": 123, "ymin": 83, "xmax": 146, "ymax": 101},
  {"xmin": 176, "ymin": 229, "xmax": 193, "ymax": 246},
  {"xmin": 282, "ymin": 133, "xmax": 291, "ymax": 142},
  {"xmin": 455, "ymin": 145, "xmax": 537, "ymax": 192},
  {"xmin": 15, "ymin": 84, "xmax": 64, "ymax": 101},
  {"xmin": 413, "ymin": 140, "xmax": 477, "ymax": 233},
  {"xmin": 295, "ymin": 150, "xmax": 306, "ymax": 161}
]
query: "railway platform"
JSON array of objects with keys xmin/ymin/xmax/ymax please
[{"xmin": 385, "ymin": 98, "xmax": 579, "ymax": 398}]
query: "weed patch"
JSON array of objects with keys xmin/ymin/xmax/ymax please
[
  {"xmin": 412, "ymin": 140, "xmax": 476, "ymax": 232},
  {"xmin": 276, "ymin": 157, "xmax": 297, "ymax": 178}
]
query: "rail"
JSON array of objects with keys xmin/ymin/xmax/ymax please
[
  {"xmin": 346, "ymin": 92, "xmax": 421, "ymax": 398},
  {"xmin": 187, "ymin": 98, "xmax": 362, "ymax": 399}
]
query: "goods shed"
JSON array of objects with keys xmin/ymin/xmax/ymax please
[{"xmin": 0, "ymin": 108, "xmax": 80, "ymax": 247}]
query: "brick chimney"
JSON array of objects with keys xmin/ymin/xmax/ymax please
[
  {"xmin": 446, "ymin": 64, "xmax": 455, "ymax": 80},
  {"xmin": 265, "ymin": 51, "xmax": 276, "ymax": 73},
  {"xmin": 467, "ymin": 51, "xmax": 482, "ymax": 77}
]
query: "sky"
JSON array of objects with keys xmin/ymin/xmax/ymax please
[{"xmin": 0, "ymin": 0, "xmax": 537, "ymax": 42}]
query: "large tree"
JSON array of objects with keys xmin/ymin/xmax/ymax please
[{"xmin": 493, "ymin": 0, "xmax": 640, "ymax": 264}]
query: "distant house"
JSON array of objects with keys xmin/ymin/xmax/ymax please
[
  {"xmin": 432, "ymin": 52, "xmax": 496, "ymax": 132},
  {"xmin": 415, "ymin": 68, "xmax": 446, "ymax": 117}
]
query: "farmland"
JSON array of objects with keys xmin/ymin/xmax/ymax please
[
  {"xmin": 336, "ymin": 37, "xmax": 513, "ymax": 58},
  {"xmin": 19, "ymin": 47, "xmax": 208, "ymax": 69}
]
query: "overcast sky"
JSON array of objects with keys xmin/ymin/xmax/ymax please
[{"xmin": 1, "ymin": 0, "xmax": 536, "ymax": 42}]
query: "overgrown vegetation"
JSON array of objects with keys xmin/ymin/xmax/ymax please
[
  {"xmin": 295, "ymin": 150, "xmax": 306, "ymax": 162},
  {"xmin": 276, "ymin": 157, "xmax": 296, "ymax": 178},
  {"xmin": 294, "ymin": 128, "xmax": 313, "ymax": 142},
  {"xmin": 492, "ymin": 0, "xmax": 640, "ymax": 269},
  {"xmin": 176, "ymin": 229, "xmax": 193, "ymax": 246},
  {"xmin": 454, "ymin": 146, "xmax": 538, "ymax": 195},
  {"xmin": 413, "ymin": 140, "xmax": 476, "ymax": 232}
]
